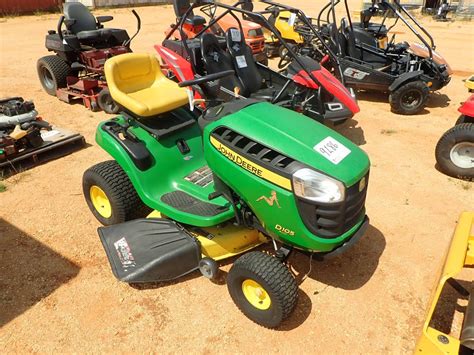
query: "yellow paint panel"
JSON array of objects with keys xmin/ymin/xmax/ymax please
[
  {"xmin": 193, "ymin": 224, "xmax": 267, "ymax": 261},
  {"xmin": 210, "ymin": 136, "xmax": 292, "ymax": 191},
  {"xmin": 414, "ymin": 212, "xmax": 474, "ymax": 354}
]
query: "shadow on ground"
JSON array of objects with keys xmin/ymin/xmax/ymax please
[
  {"xmin": 126, "ymin": 224, "xmax": 385, "ymax": 330},
  {"xmin": 332, "ymin": 117, "xmax": 367, "ymax": 146},
  {"xmin": 0, "ymin": 218, "xmax": 80, "ymax": 327},
  {"xmin": 291, "ymin": 224, "xmax": 386, "ymax": 291}
]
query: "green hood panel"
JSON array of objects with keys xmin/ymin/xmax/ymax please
[{"xmin": 210, "ymin": 102, "xmax": 369, "ymax": 187}]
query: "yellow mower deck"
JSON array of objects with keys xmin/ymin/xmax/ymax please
[
  {"xmin": 415, "ymin": 212, "xmax": 474, "ymax": 354},
  {"xmin": 147, "ymin": 210, "xmax": 267, "ymax": 261}
]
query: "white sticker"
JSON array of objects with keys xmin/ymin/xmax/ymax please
[
  {"xmin": 343, "ymin": 67, "xmax": 370, "ymax": 80},
  {"xmin": 288, "ymin": 13, "xmax": 297, "ymax": 26},
  {"xmin": 235, "ymin": 55, "xmax": 248, "ymax": 68},
  {"xmin": 186, "ymin": 88, "xmax": 194, "ymax": 111},
  {"xmin": 314, "ymin": 137, "xmax": 351, "ymax": 165},
  {"xmin": 230, "ymin": 28, "xmax": 241, "ymax": 43},
  {"xmin": 41, "ymin": 129, "xmax": 60, "ymax": 139}
]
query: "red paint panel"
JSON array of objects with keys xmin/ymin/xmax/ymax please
[{"xmin": 0, "ymin": 0, "xmax": 61, "ymax": 14}]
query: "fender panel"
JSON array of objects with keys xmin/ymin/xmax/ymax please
[{"xmin": 388, "ymin": 70, "xmax": 423, "ymax": 92}]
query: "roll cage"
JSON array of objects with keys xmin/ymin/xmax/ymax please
[
  {"xmin": 164, "ymin": 0, "xmax": 345, "ymax": 87},
  {"xmin": 316, "ymin": 0, "xmax": 436, "ymax": 59}
]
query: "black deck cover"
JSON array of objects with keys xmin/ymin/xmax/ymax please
[{"xmin": 98, "ymin": 218, "xmax": 201, "ymax": 283}]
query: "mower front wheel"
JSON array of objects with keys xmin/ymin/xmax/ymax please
[
  {"xmin": 37, "ymin": 55, "xmax": 72, "ymax": 96},
  {"xmin": 83, "ymin": 160, "xmax": 151, "ymax": 225},
  {"xmin": 455, "ymin": 115, "xmax": 474, "ymax": 125},
  {"xmin": 98, "ymin": 88, "xmax": 120, "ymax": 114},
  {"xmin": 227, "ymin": 251, "xmax": 298, "ymax": 328},
  {"xmin": 389, "ymin": 81, "xmax": 429, "ymax": 115},
  {"xmin": 435, "ymin": 123, "xmax": 474, "ymax": 180}
]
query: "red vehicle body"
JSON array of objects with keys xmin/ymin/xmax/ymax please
[{"xmin": 459, "ymin": 94, "xmax": 474, "ymax": 119}]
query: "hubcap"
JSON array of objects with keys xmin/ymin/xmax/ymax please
[
  {"xmin": 450, "ymin": 142, "xmax": 474, "ymax": 169},
  {"xmin": 90, "ymin": 185, "xmax": 112, "ymax": 218},
  {"xmin": 242, "ymin": 279, "xmax": 271, "ymax": 310},
  {"xmin": 401, "ymin": 89, "xmax": 422, "ymax": 109},
  {"xmin": 41, "ymin": 67, "xmax": 54, "ymax": 89}
]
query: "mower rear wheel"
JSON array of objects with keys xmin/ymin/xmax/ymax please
[
  {"xmin": 37, "ymin": 55, "xmax": 72, "ymax": 96},
  {"xmin": 435, "ymin": 123, "xmax": 474, "ymax": 180},
  {"xmin": 83, "ymin": 160, "xmax": 151, "ymax": 225},
  {"xmin": 98, "ymin": 88, "xmax": 120, "ymax": 114},
  {"xmin": 227, "ymin": 251, "xmax": 298, "ymax": 328},
  {"xmin": 389, "ymin": 81, "xmax": 429, "ymax": 115}
]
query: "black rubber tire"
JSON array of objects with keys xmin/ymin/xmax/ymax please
[
  {"xmin": 258, "ymin": 56, "xmax": 269, "ymax": 66},
  {"xmin": 455, "ymin": 115, "xmax": 474, "ymax": 125},
  {"xmin": 83, "ymin": 160, "xmax": 152, "ymax": 225},
  {"xmin": 227, "ymin": 251, "xmax": 298, "ymax": 328},
  {"xmin": 389, "ymin": 81, "xmax": 429, "ymax": 115},
  {"xmin": 435, "ymin": 123, "xmax": 474, "ymax": 181},
  {"xmin": 199, "ymin": 257, "xmax": 219, "ymax": 280},
  {"xmin": 97, "ymin": 88, "xmax": 120, "ymax": 114},
  {"xmin": 37, "ymin": 55, "xmax": 72, "ymax": 96}
]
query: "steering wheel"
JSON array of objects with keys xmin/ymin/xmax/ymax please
[
  {"xmin": 277, "ymin": 44, "xmax": 297, "ymax": 69},
  {"xmin": 178, "ymin": 70, "xmax": 235, "ymax": 88}
]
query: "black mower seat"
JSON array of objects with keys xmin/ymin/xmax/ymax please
[
  {"xmin": 186, "ymin": 15, "xmax": 206, "ymax": 26},
  {"xmin": 76, "ymin": 28, "xmax": 112, "ymax": 41},
  {"xmin": 64, "ymin": 2, "xmax": 125, "ymax": 46},
  {"xmin": 225, "ymin": 27, "xmax": 263, "ymax": 97},
  {"xmin": 200, "ymin": 33, "xmax": 243, "ymax": 97}
]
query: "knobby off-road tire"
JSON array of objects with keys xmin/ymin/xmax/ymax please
[
  {"xmin": 37, "ymin": 55, "xmax": 72, "ymax": 96},
  {"xmin": 389, "ymin": 81, "xmax": 429, "ymax": 115},
  {"xmin": 435, "ymin": 123, "xmax": 474, "ymax": 181},
  {"xmin": 227, "ymin": 251, "xmax": 298, "ymax": 328},
  {"xmin": 83, "ymin": 160, "xmax": 151, "ymax": 225}
]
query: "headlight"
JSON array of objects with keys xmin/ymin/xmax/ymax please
[{"xmin": 292, "ymin": 168, "xmax": 345, "ymax": 203}]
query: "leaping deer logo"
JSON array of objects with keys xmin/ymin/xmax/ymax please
[{"xmin": 257, "ymin": 191, "xmax": 281, "ymax": 208}]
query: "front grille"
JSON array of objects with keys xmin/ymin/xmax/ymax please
[
  {"xmin": 296, "ymin": 173, "xmax": 369, "ymax": 238},
  {"xmin": 211, "ymin": 126, "xmax": 295, "ymax": 173}
]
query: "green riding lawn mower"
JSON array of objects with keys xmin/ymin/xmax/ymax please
[{"xmin": 82, "ymin": 52, "xmax": 370, "ymax": 328}]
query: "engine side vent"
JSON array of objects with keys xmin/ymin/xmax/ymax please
[{"xmin": 211, "ymin": 126, "xmax": 295, "ymax": 172}]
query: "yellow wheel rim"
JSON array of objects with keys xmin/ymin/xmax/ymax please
[
  {"xmin": 90, "ymin": 185, "xmax": 112, "ymax": 218},
  {"xmin": 242, "ymin": 279, "xmax": 271, "ymax": 310}
]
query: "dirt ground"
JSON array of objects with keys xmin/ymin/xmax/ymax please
[{"xmin": 1, "ymin": 1, "xmax": 473, "ymax": 353}]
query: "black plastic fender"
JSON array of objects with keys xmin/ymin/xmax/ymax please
[{"xmin": 389, "ymin": 70, "xmax": 424, "ymax": 92}]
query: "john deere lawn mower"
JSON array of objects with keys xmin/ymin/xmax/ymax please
[
  {"xmin": 313, "ymin": 0, "xmax": 452, "ymax": 115},
  {"xmin": 82, "ymin": 52, "xmax": 370, "ymax": 327},
  {"xmin": 37, "ymin": 2, "xmax": 141, "ymax": 113}
]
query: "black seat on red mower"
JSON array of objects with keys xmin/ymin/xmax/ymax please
[
  {"xmin": 186, "ymin": 15, "xmax": 206, "ymax": 26},
  {"xmin": 63, "ymin": 2, "xmax": 127, "ymax": 46},
  {"xmin": 225, "ymin": 27, "xmax": 263, "ymax": 97},
  {"xmin": 173, "ymin": 0, "xmax": 206, "ymax": 27},
  {"xmin": 200, "ymin": 33, "xmax": 243, "ymax": 97}
]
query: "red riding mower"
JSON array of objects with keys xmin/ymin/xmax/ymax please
[
  {"xmin": 165, "ymin": 0, "xmax": 267, "ymax": 64},
  {"xmin": 156, "ymin": 0, "xmax": 359, "ymax": 126},
  {"xmin": 37, "ymin": 2, "xmax": 141, "ymax": 113}
]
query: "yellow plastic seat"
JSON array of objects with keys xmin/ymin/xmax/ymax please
[{"xmin": 104, "ymin": 53, "xmax": 189, "ymax": 117}]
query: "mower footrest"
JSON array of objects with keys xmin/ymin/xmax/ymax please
[{"xmin": 98, "ymin": 218, "xmax": 201, "ymax": 283}]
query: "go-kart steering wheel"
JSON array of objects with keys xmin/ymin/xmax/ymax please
[
  {"xmin": 178, "ymin": 70, "xmax": 235, "ymax": 88},
  {"xmin": 277, "ymin": 44, "xmax": 296, "ymax": 69}
]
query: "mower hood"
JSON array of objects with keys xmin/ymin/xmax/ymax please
[
  {"xmin": 204, "ymin": 102, "xmax": 369, "ymax": 187},
  {"xmin": 408, "ymin": 42, "xmax": 453, "ymax": 75}
]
